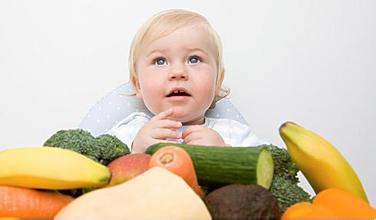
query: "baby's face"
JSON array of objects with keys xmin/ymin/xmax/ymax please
[{"xmin": 133, "ymin": 24, "xmax": 218, "ymax": 124}]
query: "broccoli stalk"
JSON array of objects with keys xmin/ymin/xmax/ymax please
[{"xmin": 265, "ymin": 144, "xmax": 312, "ymax": 213}]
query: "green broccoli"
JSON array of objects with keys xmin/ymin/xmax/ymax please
[
  {"xmin": 44, "ymin": 129, "xmax": 99, "ymax": 162},
  {"xmin": 269, "ymin": 176, "xmax": 312, "ymax": 212},
  {"xmin": 265, "ymin": 144, "xmax": 312, "ymax": 213},
  {"xmin": 43, "ymin": 129, "xmax": 129, "ymax": 165},
  {"xmin": 95, "ymin": 134, "xmax": 130, "ymax": 165}
]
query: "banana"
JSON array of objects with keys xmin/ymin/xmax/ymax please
[
  {"xmin": 279, "ymin": 122, "xmax": 368, "ymax": 202},
  {"xmin": 0, "ymin": 147, "xmax": 111, "ymax": 189}
]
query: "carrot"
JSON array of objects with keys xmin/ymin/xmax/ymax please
[
  {"xmin": 149, "ymin": 146, "xmax": 204, "ymax": 198},
  {"xmin": 0, "ymin": 186, "xmax": 74, "ymax": 219}
]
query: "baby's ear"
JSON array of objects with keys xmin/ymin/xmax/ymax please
[{"xmin": 130, "ymin": 75, "xmax": 142, "ymax": 98}]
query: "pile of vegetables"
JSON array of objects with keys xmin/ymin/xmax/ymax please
[{"xmin": 0, "ymin": 122, "xmax": 375, "ymax": 219}]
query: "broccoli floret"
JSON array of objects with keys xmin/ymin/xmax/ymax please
[
  {"xmin": 264, "ymin": 144, "xmax": 312, "ymax": 212},
  {"xmin": 267, "ymin": 145, "xmax": 300, "ymax": 184},
  {"xmin": 95, "ymin": 134, "xmax": 129, "ymax": 165},
  {"xmin": 44, "ymin": 129, "xmax": 100, "ymax": 162},
  {"xmin": 43, "ymin": 129, "xmax": 129, "ymax": 165},
  {"xmin": 269, "ymin": 176, "xmax": 312, "ymax": 212}
]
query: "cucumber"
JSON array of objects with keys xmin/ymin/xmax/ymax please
[{"xmin": 145, "ymin": 143, "xmax": 274, "ymax": 189}]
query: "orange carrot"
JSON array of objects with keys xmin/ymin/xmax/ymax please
[
  {"xmin": 149, "ymin": 146, "xmax": 204, "ymax": 198},
  {"xmin": 0, "ymin": 186, "xmax": 74, "ymax": 219}
]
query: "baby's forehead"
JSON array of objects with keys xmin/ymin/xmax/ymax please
[{"xmin": 141, "ymin": 24, "xmax": 217, "ymax": 54}]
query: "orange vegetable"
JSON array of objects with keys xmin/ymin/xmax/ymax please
[
  {"xmin": 282, "ymin": 202, "xmax": 339, "ymax": 220},
  {"xmin": 282, "ymin": 188, "xmax": 376, "ymax": 219},
  {"xmin": 312, "ymin": 188, "xmax": 376, "ymax": 218},
  {"xmin": 149, "ymin": 146, "xmax": 204, "ymax": 198},
  {"xmin": 0, "ymin": 186, "xmax": 74, "ymax": 219}
]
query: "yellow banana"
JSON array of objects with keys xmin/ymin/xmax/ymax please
[
  {"xmin": 0, "ymin": 147, "xmax": 111, "ymax": 189},
  {"xmin": 279, "ymin": 121, "xmax": 368, "ymax": 202}
]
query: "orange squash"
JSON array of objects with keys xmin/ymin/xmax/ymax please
[
  {"xmin": 282, "ymin": 188, "xmax": 376, "ymax": 219},
  {"xmin": 313, "ymin": 188, "xmax": 376, "ymax": 218}
]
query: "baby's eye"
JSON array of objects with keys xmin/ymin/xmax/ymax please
[
  {"xmin": 153, "ymin": 57, "xmax": 168, "ymax": 66},
  {"xmin": 188, "ymin": 55, "xmax": 201, "ymax": 64}
]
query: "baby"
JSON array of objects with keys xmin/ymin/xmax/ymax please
[{"xmin": 108, "ymin": 9, "xmax": 266, "ymax": 153}]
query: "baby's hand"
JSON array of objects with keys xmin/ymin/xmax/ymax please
[
  {"xmin": 132, "ymin": 108, "xmax": 182, "ymax": 153},
  {"xmin": 182, "ymin": 125, "xmax": 225, "ymax": 146}
]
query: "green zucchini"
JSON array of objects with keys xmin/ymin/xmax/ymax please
[{"xmin": 145, "ymin": 143, "xmax": 274, "ymax": 189}]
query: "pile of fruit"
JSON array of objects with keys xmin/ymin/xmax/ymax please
[{"xmin": 0, "ymin": 122, "xmax": 375, "ymax": 219}]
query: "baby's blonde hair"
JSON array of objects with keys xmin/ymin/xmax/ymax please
[{"xmin": 129, "ymin": 9, "xmax": 229, "ymax": 105}]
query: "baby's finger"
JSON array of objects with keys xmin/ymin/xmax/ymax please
[
  {"xmin": 151, "ymin": 108, "xmax": 174, "ymax": 121},
  {"xmin": 182, "ymin": 130, "xmax": 201, "ymax": 144},
  {"xmin": 182, "ymin": 125, "xmax": 203, "ymax": 139},
  {"xmin": 151, "ymin": 128, "xmax": 182, "ymax": 140},
  {"xmin": 156, "ymin": 119, "xmax": 182, "ymax": 129}
]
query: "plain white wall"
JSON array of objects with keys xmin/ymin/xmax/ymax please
[{"xmin": 1, "ymin": 0, "xmax": 375, "ymax": 204}]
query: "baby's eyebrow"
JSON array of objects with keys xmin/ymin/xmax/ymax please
[
  {"xmin": 186, "ymin": 47, "xmax": 208, "ymax": 55},
  {"xmin": 146, "ymin": 49, "xmax": 168, "ymax": 57},
  {"xmin": 146, "ymin": 47, "xmax": 209, "ymax": 58}
]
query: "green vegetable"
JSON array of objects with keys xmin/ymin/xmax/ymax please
[
  {"xmin": 95, "ymin": 134, "xmax": 129, "ymax": 165},
  {"xmin": 266, "ymin": 144, "xmax": 312, "ymax": 213},
  {"xmin": 145, "ymin": 143, "xmax": 274, "ymax": 190},
  {"xmin": 44, "ymin": 129, "xmax": 129, "ymax": 165}
]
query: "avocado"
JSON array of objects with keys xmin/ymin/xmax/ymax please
[{"xmin": 204, "ymin": 184, "xmax": 280, "ymax": 220}]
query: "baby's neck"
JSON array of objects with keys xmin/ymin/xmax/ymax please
[{"xmin": 182, "ymin": 117, "xmax": 205, "ymax": 126}]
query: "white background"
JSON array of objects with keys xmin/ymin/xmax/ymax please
[{"xmin": 0, "ymin": 0, "xmax": 375, "ymax": 204}]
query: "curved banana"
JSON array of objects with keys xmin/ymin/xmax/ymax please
[
  {"xmin": 279, "ymin": 122, "xmax": 368, "ymax": 202},
  {"xmin": 0, "ymin": 147, "xmax": 111, "ymax": 189}
]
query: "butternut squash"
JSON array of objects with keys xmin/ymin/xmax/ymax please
[{"xmin": 55, "ymin": 167, "xmax": 211, "ymax": 220}]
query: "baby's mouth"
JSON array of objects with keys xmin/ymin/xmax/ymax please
[{"xmin": 166, "ymin": 89, "xmax": 191, "ymax": 97}]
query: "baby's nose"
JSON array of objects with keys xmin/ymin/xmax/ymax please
[
  {"xmin": 169, "ymin": 65, "xmax": 188, "ymax": 80},
  {"xmin": 169, "ymin": 72, "xmax": 188, "ymax": 80}
]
